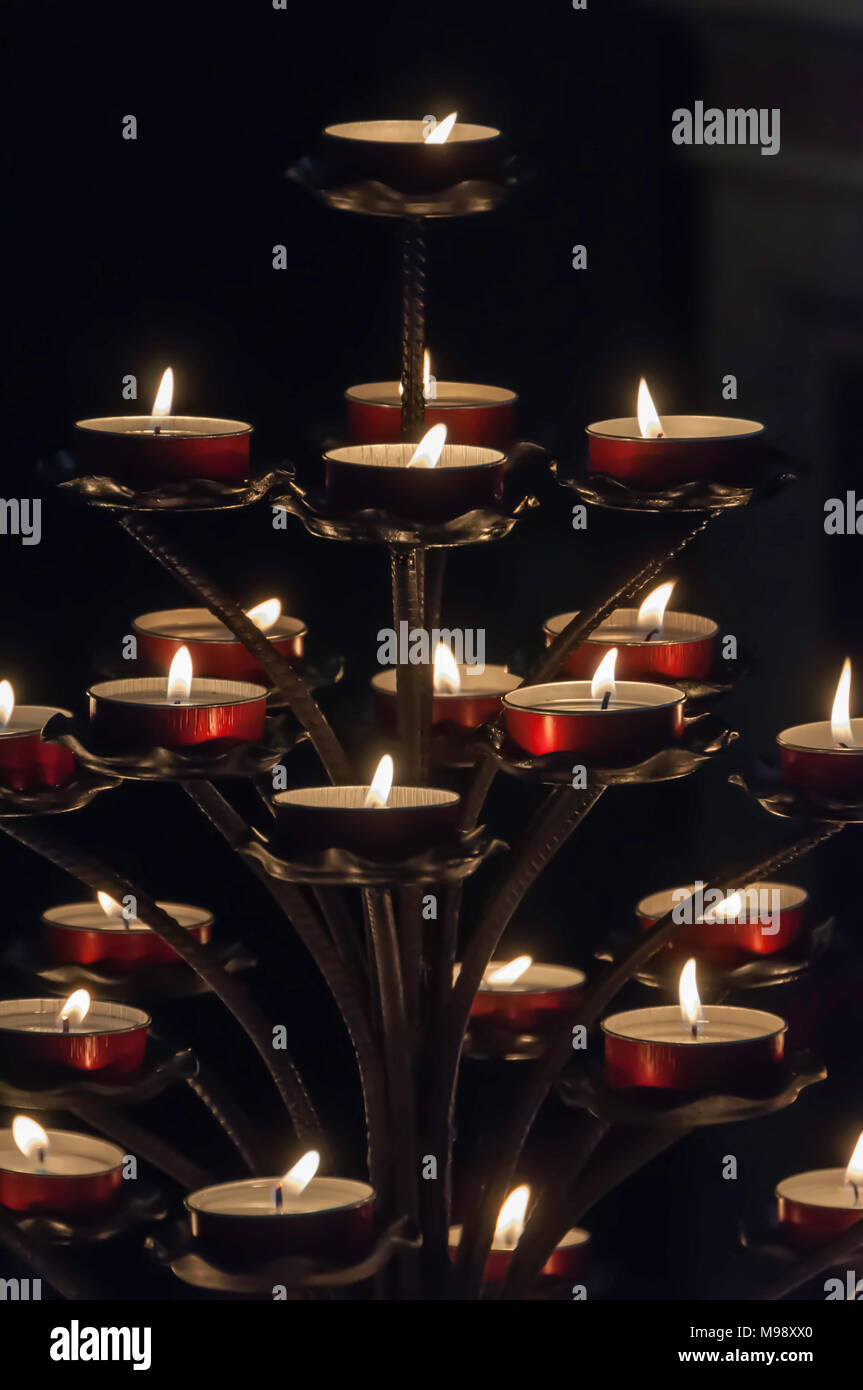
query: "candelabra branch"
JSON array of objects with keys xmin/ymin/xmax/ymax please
[
  {"xmin": 389, "ymin": 544, "xmax": 432, "ymax": 785},
  {"xmin": 0, "ymin": 1207, "xmax": 109, "ymax": 1300},
  {"xmin": 66, "ymin": 1095, "xmax": 214, "ymax": 1189},
  {"xmin": 755, "ymin": 1219, "xmax": 863, "ymax": 1300},
  {"xmin": 0, "ymin": 816, "xmax": 322, "ymax": 1143},
  {"xmin": 400, "ymin": 217, "xmax": 427, "ymax": 442},
  {"xmin": 116, "ymin": 513, "xmax": 353, "ymax": 785}
]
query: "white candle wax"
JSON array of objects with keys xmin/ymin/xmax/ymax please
[
  {"xmin": 0, "ymin": 1130, "xmax": 123, "ymax": 1177},
  {"xmin": 603, "ymin": 1004, "xmax": 785, "ymax": 1046},
  {"xmin": 587, "ymin": 416, "xmax": 764, "ymax": 442},
  {"xmin": 545, "ymin": 609, "xmax": 717, "ymax": 647},
  {"xmin": 776, "ymin": 1170, "xmax": 863, "ymax": 1211},
  {"xmin": 43, "ymin": 901, "xmax": 210, "ymax": 935},
  {"xmin": 187, "ymin": 1176, "xmax": 372, "ymax": 1217},
  {"xmin": 0, "ymin": 1000, "xmax": 148, "ymax": 1035},
  {"xmin": 373, "ymin": 665, "xmax": 520, "ymax": 699},
  {"xmin": 475, "ymin": 964, "xmax": 585, "ymax": 994},
  {"xmin": 134, "ymin": 609, "xmax": 305, "ymax": 645},
  {"xmin": 88, "ymin": 677, "xmax": 266, "ymax": 710}
]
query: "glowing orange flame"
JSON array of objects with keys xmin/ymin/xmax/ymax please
[
  {"xmin": 246, "ymin": 599, "xmax": 281, "ymax": 633},
  {"xmin": 363, "ymin": 754, "xmax": 394, "ymax": 809},
  {"xmin": 152, "ymin": 368, "xmax": 174, "ymax": 417},
  {"xmin": 0, "ymin": 680, "xmax": 13, "ymax": 727},
  {"xmin": 487, "ymin": 956, "xmax": 532, "ymax": 986},
  {"xmin": 433, "ymin": 642, "xmax": 461, "ymax": 694},
  {"xmin": 831, "ymin": 659, "xmax": 856, "ymax": 750},
  {"xmin": 494, "ymin": 1184, "xmax": 530, "ymax": 1249},
  {"xmin": 408, "ymin": 424, "xmax": 447, "ymax": 468},
  {"xmin": 591, "ymin": 648, "xmax": 617, "ymax": 704},
  {"xmin": 167, "ymin": 646, "xmax": 193, "ymax": 703},
  {"xmin": 425, "ymin": 112, "xmax": 457, "ymax": 144},
  {"xmin": 637, "ymin": 378, "xmax": 663, "ymax": 439}
]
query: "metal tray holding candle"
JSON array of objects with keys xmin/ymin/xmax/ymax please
[
  {"xmin": 11, "ymin": 1183, "xmax": 168, "ymax": 1247},
  {"xmin": 287, "ymin": 154, "xmax": 516, "ymax": 220},
  {"xmin": 58, "ymin": 466, "xmax": 293, "ymax": 513},
  {"xmin": 555, "ymin": 449, "xmax": 797, "ymax": 515},
  {"xmin": 3, "ymin": 935, "xmax": 256, "ymax": 1005},
  {"xmin": 0, "ymin": 1043, "xmax": 197, "ymax": 1109},
  {"xmin": 556, "ymin": 1052, "xmax": 825, "ymax": 1130},
  {"xmin": 729, "ymin": 767, "xmax": 863, "ymax": 824},
  {"xmin": 0, "ymin": 768, "xmax": 121, "ymax": 818},
  {"xmin": 239, "ymin": 823, "xmax": 507, "ymax": 888},
  {"xmin": 39, "ymin": 711, "xmax": 306, "ymax": 784}
]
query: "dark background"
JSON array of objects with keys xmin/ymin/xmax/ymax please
[{"xmin": 2, "ymin": 0, "xmax": 863, "ymax": 1298}]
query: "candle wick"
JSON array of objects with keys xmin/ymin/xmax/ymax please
[
  {"xmin": 837, "ymin": 741, "xmax": 850, "ymax": 751},
  {"xmin": 690, "ymin": 1022, "xmax": 698, "ymax": 1040},
  {"xmin": 60, "ymin": 1016, "xmax": 70, "ymax": 1034},
  {"xmin": 274, "ymin": 1183, "xmax": 283, "ymax": 1211},
  {"xmin": 601, "ymin": 691, "xmax": 611, "ymax": 710},
  {"xmin": 852, "ymin": 1182, "xmax": 860, "ymax": 1208},
  {"xmin": 153, "ymin": 422, "xmax": 161, "ymax": 436},
  {"xmin": 36, "ymin": 1146, "xmax": 46, "ymax": 1173},
  {"xmin": 656, "ymin": 431, "xmax": 664, "ymax": 439},
  {"xmin": 644, "ymin": 628, "xmax": 661, "ymax": 642}
]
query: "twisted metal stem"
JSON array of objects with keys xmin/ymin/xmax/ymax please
[{"xmin": 400, "ymin": 218, "xmax": 427, "ymax": 442}]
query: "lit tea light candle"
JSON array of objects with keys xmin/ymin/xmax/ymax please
[
  {"xmin": 186, "ymin": 1147, "xmax": 376, "ymax": 1270},
  {"xmin": 544, "ymin": 581, "xmax": 718, "ymax": 681},
  {"xmin": 273, "ymin": 753, "xmax": 460, "ymax": 858},
  {"xmin": 372, "ymin": 642, "xmax": 521, "ymax": 731},
  {"xmin": 463, "ymin": 955, "xmax": 586, "ymax": 1033},
  {"xmin": 636, "ymin": 882, "xmax": 809, "ymax": 965},
  {"xmin": 0, "ymin": 680, "xmax": 76, "ymax": 791},
  {"xmin": 0, "ymin": 992, "xmax": 150, "ymax": 1081},
  {"xmin": 132, "ymin": 600, "xmax": 307, "ymax": 683},
  {"xmin": 602, "ymin": 959, "xmax": 787, "ymax": 1093},
  {"xmin": 324, "ymin": 423, "xmax": 506, "ymax": 520},
  {"xmin": 778, "ymin": 658, "xmax": 863, "ymax": 795},
  {"xmin": 449, "ymin": 1184, "xmax": 589, "ymax": 1283},
  {"xmin": 346, "ymin": 350, "xmax": 516, "ymax": 447},
  {"xmin": 777, "ymin": 1131, "xmax": 863, "ymax": 1249},
  {"xmin": 502, "ymin": 649, "xmax": 686, "ymax": 762},
  {"xmin": 75, "ymin": 367, "xmax": 253, "ymax": 486},
  {"xmin": 88, "ymin": 645, "xmax": 268, "ymax": 747},
  {"xmin": 0, "ymin": 1117, "xmax": 125, "ymax": 1216},
  {"xmin": 321, "ymin": 115, "xmax": 505, "ymax": 192},
  {"xmin": 42, "ymin": 892, "xmax": 213, "ymax": 970},
  {"xmin": 586, "ymin": 377, "xmax": 764, "ymax": 488}
]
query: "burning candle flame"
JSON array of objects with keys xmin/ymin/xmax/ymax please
[
  {"xmin": 423, "ymin": 349, "xmax": 432, "ymax": 400},
  {"xmin": 246, "ymin": 599, "xmax": 281, "ymax": 633},
  {"xmin": 590, "ymin": 648, "xmax": 618, "ymax": 705},
  {"xmin": 433, "ymin": 642, "xmax": 461, "ymax": 694},
  {"xmin": 637, "ymin": 378, "xmax": 664, "ymax": 439},
  {"xmin": 425, "ymin": 112, "xmax": 457, "ymax": 144},
  {"xmin": 637, "ymin": 581, "xmax": 675, "ymax": 636},
  {"xmin": 58, "ymin": 989, "xmax": 91, "ymax": 1030},
  {"xmin": 487, "ymin": 956, "xmax": 532, "ymax": 986},
  {"xmin": 709, "ymin": 891, "xmax": 743, "ymax": 922},
  {"xmin": 167, "ymin": 646, "xmax": 193, "ymax": 703},
  {"xmin": 408, "ymin": 423, "xmax": 447, "ymax": 469},
  {"xmin": 678, "ymin": 958, "xmax": 703, "ymax": 1033},
  {"xmin": 12, "ymin": 1116, "xmax": 49, "ymax": 1167},
  {"xmin": 494, "ymin": 1184, "xmax": 530, "ymax": 1249},
  {"xmin": 845, "ymin": 1131, "xmax": 863, "ymax": 1201},
  {"xmin": 97, "ymin": 891, "xmax": 125, "ymax": 921},
  {"xmin": 830, "ymin": 658, "xmax": 856, "ymax": 750},
  {"xmin": 278, "ymin": 1149, "xmax": 320, "ymax": 1200},
  {"xmin": 151, "ymin": 368, "xmax": 174, "ymax": 418},
  {"xmin": 0, "ymin": 680, "xmax": 13, "ymax": 726},
  {"xmin": 363, "ymin": 753, "xmax": 394, "ymax": 809}
]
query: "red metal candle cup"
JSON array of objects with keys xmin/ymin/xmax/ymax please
[
  {"xmin": 372, "ymin": 666, "xmax": 521, "ymax": 732},
  {"xmin": 88, "ymin": 677, "xmax": 267, "ymax": 748},
  {"xmin": 0, "ymin": 999, "xmax": 150, "ymax": 1082},
  {"xmin": 602, "ymin": 1004, "xmax": 787, "ymax": 1094},
  {"xmin": 186, "ymin": 1176, "xmax": 376, "ymax": 1271},
  {"xmin": 586, "ymin": 416, "xmax": 764, "ymax": 489},
  {"xmin": 0, "ymin": 706, "xmax": 76, "ymax": 791},
  {"xmin": 324, "ymin": 443, "xmax": 505, "ymax": 521},
  {"xmin": 468, "ymin": 963, "xmax": 586, "ymax": 1034},
  {"xmin": 43, "ymin": 901, "xmax": 213, "ymax": 970},
  {"xmin": 322, "ymin": 119, "xmax": 505, "ymax": 192},
  {"xmin": 636, "ymin": 883, "xmax": 808, "ymax": 966},
  {"xmin": 775, "ymin": 1170, "xmax": 863, "ymax": 1250},
  {"xmin": 503, "ymin": 680, "xmax": 686, "ymax": 763},
  {"xmin": 132, "ymin": 608, "xmax": 306, "ymax": 683},
  {"xmin": 777, "ymin": 720, "xmax": 863, "ymax": 796},
  {"xmin": 544, "ymin": 610, "xmax": 718, "ymax": 682},
  {"xmin": 273, "ymin": 786, "xmax": 461, "ymax": 859},
  {"xmin": 345, "ymin": 383, "xmax": 516, "ymax": 448},
  {"xmin": 0, "ymin": 1129, "xmax": 124, "ymax": 1217},
  {"xmin": 447, "ymin": 1225, "xmax": 590, "ymax": 1283},
  {"xmin": 74, "ymin": 416, "xmax": 252, "ymax": 486}
]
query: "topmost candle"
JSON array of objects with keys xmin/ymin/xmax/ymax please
[
  {"xmin": 321, "ymin": 113, "xmax": 506, "ymax": 192},
  {"xmin": 75, "ymin": 368, "xmax": 253, "ymax": 487},
  {"xmin": 587, "ymin": 378, "xmax": 764, "ymax": 489}
]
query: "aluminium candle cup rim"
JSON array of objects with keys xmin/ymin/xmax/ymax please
[
  {"xmin": 0, "ymin": 1128, "xmax": 125, "ymax": 1178},
  {"xmin": 0, "ymin": 706, "xmax": 74, "ymax": 738},
  {"xmin": 471, "ymin": 962, "xmax": 587, "ymax": 993},
  {"xmin": 544, "ymin": 610, "xmax": 718, "ymax": 647},
  {"xmin": 74, "ymin": 417, "xmax": 253, "ymax": 439},
  {"xmin": 371, "ymin": 666, "xmax": 521, "ymax": 699},
  {"xmin": 324, "ymin": 119, "xmax": 501, "ymax": 146},
  {"xmin": 132, "ymin": 609, "xmax": 307, "ymax": 646},
  {"xmin": 41, "ymin": 901, "xmax": 214, "ymax": 935},
  {"xmin": 185, "ymin": 1175, "xmax": 374, "ymax": 1218},
  {"xmin": 777, "ymin": 721, "xmax": 863, "ymax": 754},
  {"xmin": 87, "ymin": 677, "xmax": 268, "ymax": 709},
  {"xmin": 636, "ymin": 881, "xmax": 809, "ymax": 921},
  {"xmin": 0, "ymin": 998, "xmax": 151, "ymax": 1037},
  {"xmin": 503, "ymin": 680, "xmax": 687, "ymax": 715},
  {"xmin": 324, "ymin": 444, "xmax": 505, "ymax": 471},
  {"xmin": 601, "ymin": 1004, "xmax": 787, "ymax": 1045},
  {"xmin": 345, "ymin": 382, "xmax": 518, "ymax": 409},
  {"xmin": 774, "ymin": 1169, "xmax": 863, "ymax": 1210},
  {"xmin": 585, "ymin": 416, "xmax": 765, "ymax": 443},
  {"xmin": 274, "ymin": 787, "xmax": 461, "ymax": 812}
]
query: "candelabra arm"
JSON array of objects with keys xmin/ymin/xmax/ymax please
[
  {"xmin": 755, "ymin": 1218, "xmax": 863, "ymax": 1300},
  {"xmin": 0, "ymin": 1207, "xmax": 109, "ymax": 1300},
  {"xmin": 400, "ymin": 217, "xmax": 427, "ymax": 442},
  {"xmin": 66, "ymin": 1095, "xmax": 214, "ymax": 1190}
]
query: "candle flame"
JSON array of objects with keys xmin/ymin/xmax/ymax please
[
  {"xmin": 637, "ymin": 377, "xmax": 663, "ymax": 439},
  {"xmin": 408, "ymin": 423, "xmax": 447, "ymax": 469},
  {"xmin": 12, "ymin": 1116, "xmax": 49, "ymax": 1165},
  {"xmin": 678, "ymin": 958, "xmax": 703, "ymax": 1031},
  {"xmin": 363, "ymin": 753, "xmax": 394, "ymax": 809},
  {"xmin": 0, "ymin": 680, "xmax": 14, "ymax": 726},
  {"xmin": 494, "ymin": 1184, "xmax": 530, "ymax": 1249},
  {"xmin": 58, "ymin": 989, "xmax": 91, "ymax": 1030},
  {"xmin": 590, "ymin": 648, "xmax": 618, "ymax": 704},
  {"xmin": 706, "ymin": 891, "xmax": 743, "ymax": 923},
  {"xmin": 246, "ymin": 599, "xmax": 281, "ymax": 633},
  {"xmin": 279, "ymin": 1149, "xmax": 320, "ymax": 1199},
  {"xmin": 637, "ymin": 581, "xmax": 675, "ymax": 635},
  {"xmin": 433, "ymin": 642, "xmax": 461, "ymax": 694},
  {"xmin": 97, "ymin": 891, "xmax": 125, "ymax": 921},
  {"xmin": 487, "ymin": 955, "xmax": 532, "ymax": 986},
  {"xmin": 167, "ymin": 646, "xmax": 193, "ymax": 702},
  {"xmin": 845, "ymin": 1131, "xmax": 863, "ymax": 1193},
  {"xmin": 151, "ymin": 368, "xmax": 174, "ymax": 418},
  {"xmin": 423, "ymin": 349, "xmax": 432, "ymax": 399},
  {"xmin": 830, "ymin": 658, "xmax": 856, "ymax": 750},
  {"xmin": 425, "ymin": 112, "xmax": 457, "ymax": 144}
]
